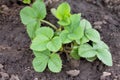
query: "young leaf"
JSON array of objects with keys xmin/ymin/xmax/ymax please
[
  {"xmin": 20, "ymin": 6, "xmax": 37, "ymax": 25},
  {"xmin": 57, "ymin": 18, "xmax": 70, "ymax": 26},
  {"xmin": 78, "ymin": 43, "xmax": 97, "ymax": 58},
  {"xmin": 32, "ymin": 50, "xmax": 50, "ymax": 72},
  {"xmin": 51, "ymin": 8, "xmax": 70, "ymax": 26},
  {"xmin": 30, "ymin": 35, "xmax": 49, "ymax": 51},
  {"xmin": 65, "ymin": 14, "xmax": 81, "ymax": 31},
  {"xmin": 86, "ymin": 56, "xmax": 97, "ymax": 62},
  {"xmin": 56, "ymin": 2, "xmax": 71, "ymax": 20},
  {"xmin": 79, "ymin": 50, "xmax": 97, "ymax": 58},
  {"xmin": 52, "ymin": 2, "xmax": 71, "ymax": 26},
  {"xmin": 23, "ymin": 0, "xmax": 31, "ymax": 4},
  {"xmin": 31, "ymin": 27, "xmax": 54, "ymax": 51},
  {"xmin": 47, "ymin": 37, "xmax": 62, "ymax": 52},
  {"xmin": 93, "ymin": 41, "xmax": 109, "ymax": 50},
  {"xmin": 97, "ymin": 49, "xmax": 113, "ymax": 66},
  {"xmin": 76, "ymin": 36, "xmax": 89, "ymax": 44},
  {"xmin": 85, "ymin": 28, "xmax": 100, "ymax": 42},
  {"xmin": 51, "ymin": 8, "xmax": 57, "ymax": 17},
  {"xmin": 69, "ymin": 14, "xmax": 81, "ymax": 28},
  {"xmin": 48, "ymin": 53, "xmax": 62, "ymax": 73},
  {"xmin": 68, "ymin": 26, "xmax": 83, "ymax": 40},
  {"xmin": 80, "ymin": 19, "xmax": 92, "ymax": 29},
  {"xmin": 60, "ymin": 30, "xmax": 72, "ymax": 44},
  {"xmin": 35, "ymin": 27, "xmax": 54, "ymax": 39},
  {"xmin": 66, "ymin": 14, "xmax": 83, "ymax": 40},
  {"xmin": 33, "ymin": 57, "xmax": 48, "ymax": 72},
  {"xmin": 80, "ymin": 36, "xmax": 89, "ymax": 44},
  {"xmin": 32, "ymin": 0, "xmax": 46, "ymax": 19},
  {"xmin": 33, "ymin": 50, "xmax": 50, "ymax": 57},
  {"xmin": 26, "ymin": 22, "xmax": 40, "ymax": 39},
  {"xmin": 70, "ymin": 46, "xmax": 80, "ymax": 60}
]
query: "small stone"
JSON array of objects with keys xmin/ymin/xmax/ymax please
[
  {"xmin": 0, "ymin": 64, "xmax": 3, "ymax": 69},
  {"xmin": 1, "ymin": 5, "xmax": 9, "ymax": 12},
  {"xmin": 34, "ymin": 78, "xmax": 39, "ymax": 80},
  {"xmin": 94, "ymin": 25, "xmax": 101, "ymax": 29},
  {"xmin": 45, "ymin": 0, "xmax": 59, "ymax": 5},
  {"xmin": 103, "ymin": 72, "xmax": 111, "ymax": 76},
  {"xmin": 102, "ymin": 20, "xmax": 107, "ymax": 24},
  {"xmin": 66, "ymin": 70, "xmax": 80, "ymax": 77},
  {"xmin": 0, "ymin": 72, "xmax": 9, "ymax": 79},
  {"xmin": 94, "ymin": 21, "xmax": 103, "ymax": 25},
  {"xmin": 10, "ymin": 75, "xmax": 20, "ymax": 80},
  {"xmin": 100, "ymin": 72, "xmax": 111, "ymax": 80}
]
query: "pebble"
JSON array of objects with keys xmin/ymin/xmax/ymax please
[
  {"xmin": 0, "ymin": 64, "xmax": 3, "ymax": 69},
  {"xmin": 94, "ymin": 21, "xmax": 103, "ymax": 25},
  {"xmin": 45, "ymin": 0, "xmax": 59, "ymax": 5},
  {"xmin": 34, "ymin": 78, "xmax": 39, "ymax": 80},
  {"xmin": 0, "ymin": 72, "xmax": 9, "ymax": 80},
  {"xmin": 10, "ymin": 75, "xmax": 20, "ymax": 80},
  {"xmin": 66, "ymin": 70, "xmax": 80, "ymax": 77},
  {"xmin": 1, "ymin": 5, "xmax": 9, "ymax": 13},
  {"xmin": 100, "ymin": 72, "xmax": 111, "ymax": 80}
]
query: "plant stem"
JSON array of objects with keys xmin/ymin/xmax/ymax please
[{"xmin": 40, "ymin": 20, "xmax": 57, "ymax": 30}]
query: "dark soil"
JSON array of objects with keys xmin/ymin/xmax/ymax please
[{"xmin": 0, "ymin": 0, "xmax": 120, "ymax": 80}]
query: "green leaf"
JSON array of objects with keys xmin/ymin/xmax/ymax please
[
  {"xmin": 66, "ymin": 14, "xmax": 83, "ymax": 40},
  {"xmin": 85, "ymin": 28, "xmax": 100, "ymax": 42},
  {"xmin": 70, "ymin": 46, "xmax": 80, "ymax": 60},
  {"xmin": 79, "ymin": 50, "xmax": 97, "ymax": 58},
  {"xmin": 35, "ymin": 27, "xmax": 54, "ymax": 39},
  {"xmin": 68, "ymin": 26, "xmax": 83, "ymax": 40},
  {"xmin": 69, "ymin": 14, "xmax": 81, "ymax": 28},
  {"xmin": 26, "ymin": 21, "xmax": 40, "ymax": 39},
  {"xmin": 54, "ymin": 2, "xmax": 71, "ymax": 26},
  {"xmin": 30, "ymin": 27, "xmax": 54, "ymax": 51},
  {"xmin": 76, "ymin": 36, "xmax": 89, "ymax": 44},
  {"xmin": 97, "ymin": 49, "xmax": 112, "ymax": 66},
  {"xmin": 65, "ymin": 14, "xmax": 81, "ymax": 31},
  {"xmin": 30, "ymin": 35, "xmax": 49, "ymax": 51},
  {"xmin": 80, "ymin": 36, "xmax": 89, "ymax": 44},
  {"xmin": 93, "ymin": 41, "xmax": 109, "ymax": 50},
  {"xmin": 80, "ymin": 19, "xmax": 92, "ymax": 29},
  {"xmin": 32, "ymin": 50, "xmax": 50, "ymax": 72},
  {"xmin": 57, "ymin": 19, "xmax": 70, "ymax": 26},
  {"xmin": 56, "ymin": 2, "xmax": 71, "ymax": 20},
  {"xmin": 32, "ymin": 0, "xmax": 46, "ymax": 19},
  {"xmin": 86, "ymin": 56, "xmax": 97, "ymax": 62},
  {"xmin": 47, "ymin": 37, "xmax": 62, "ymax": 52},
  {"xmin": 48, "ymin": 53, "xmax": 62, "ymax": 73},
  {"xmin": 51, "ymin": 8, "xmax": 57, "ymax": 17},
  {"xmin": 77, "ymin": 36, "xmax": 89, "ymax": 44},
  {"xmin": 33, "ymin": 50, "xmax": 50, "ymax": 57},
  {"xmin": 23, "ymin": 0, "xmax": 31, "ymax": 4},
  {"xmin": 78, "ymin": 43, "xmax": 97, "ymax": 58},
  {"xmin": 20, "ymin": 6, "xmax": 37, "ymax": 25},
  {"xmin": 60, "ymin": 30, "xmax": 72, "ymax": 44}
]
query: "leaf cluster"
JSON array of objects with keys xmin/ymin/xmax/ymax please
[{"xmin": 20, "ymin": 0, "xmax": 113, "ymax": 73}]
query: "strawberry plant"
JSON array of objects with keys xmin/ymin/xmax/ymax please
[{"xmin": 20, "ymin": 0, "xmax": 113, "ymax": 73}]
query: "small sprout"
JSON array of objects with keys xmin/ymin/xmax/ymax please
[
  {"xmin": 20, "ymin": 0, "xmax": 113, "ymax": 73},
  {"xmin": 23, "ymin": 0, "xmax": 31, "ymax": 4}
]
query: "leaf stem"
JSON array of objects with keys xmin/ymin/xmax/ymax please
[{"xmin": 40, "ymin": 20, "xmax": 57, "ymax": 30}]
